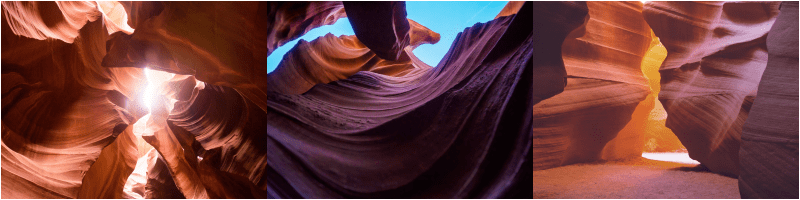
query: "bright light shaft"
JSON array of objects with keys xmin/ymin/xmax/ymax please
[
  {"xmin": 642, "ymin": 152, "xmax": 701, "ymax": 165},
  {"xmin": 142, "ymin": 67, "xmax": 175, "ymax": 111}
]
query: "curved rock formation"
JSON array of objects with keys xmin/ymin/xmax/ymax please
[
  {"xmin": 532, "ymin": 1, "xmax": 655, "ymax": 170},
  {"xmin": 267, "ymin": 18, "xmax": 439, "ymax": 95},
  {"xmin": 637, "ymin": 33, "xmax": 685, "ymax": 153},
  {"xmin": 267, "ymin": 2, "xmax": 587, "ymax": 198},
  {"xmin": 643, "ymin": 1, "xmax": 781, "ymax": 176},
  {"xmin": 96, "ymin": 1, "xmax": 134, "ymax": 35},
  {"xmin": 343, "ymin": 2, "xmax": 410, "ymax": 61},
  {"xmin": 102, "ymin": 2, "xmax": 271, "ymax": 112},
  {"xmin": 267, "ymin": 1, "xmax": 346, "ymax": 57},
  {"xmin": 142, "ymin": 149, "xmax": 185, "ymax": 199},
  {"xmin": 77, "ymin": 123, "xmax": 139, "ymax": 198},
  {"xmin": 169, "ymin": 84, "xmax": 269, "ymax": 198},
  {"xmin": 495, "ymin": 1, "xmax": 524, "ymax": 19},
  {"xmin": 739, "ymin": 1, "xmax": 799, "ymax": 198},
  {"xmin": 5, "ymin": 1, "xmax": 796, "ymax": 199},
  {"xmin": 121, "ymin": 148, "xmax": 153, "ymax": 199},
  {"xmin": 2, "ymin": 1, "xmax": 100, "ymax": 43},
  {"xmin": 1, "ymin": 1, "xmax": 132, "ymax": 43},
  {"xmin": 3, "ymin": 1, "xmax": 270, "ymax": 198},
  {"xmin": 115, "ymin": 1, "xmax": 163, "ymax": 30},
  {"xmin": 1, "ymin": 9, "xmax": 146, "ymax": 199}
]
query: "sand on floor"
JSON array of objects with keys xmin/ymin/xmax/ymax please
[{"xmin": 533, "ymin": 156, "xmax": 740, "ymax": 199}]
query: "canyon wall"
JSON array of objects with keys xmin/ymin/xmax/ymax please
[
  {"xmin": 267, "ymin": 19, "xmax": 439, "ymax": 95},
  {"xmin": 2, "ymin": 1, "xmax": 797, "ymax": 199},
  {"xmin": 532, "ymin": 1, "xmax": 659, "ymax": 170},
  {"xmin": 643, "ymin": 1, "xmax": 781, "ymax": 176},
  {"xmin": 267, "ymin": 2, "xmax": 587, "ymax": 198},
  {"xmin": 738, "ymin": 1, "xmax": 799, "ymax": 198},
  {"xmin": 3, "ymin": 1, "xmax": 271, "ymax": 198}
]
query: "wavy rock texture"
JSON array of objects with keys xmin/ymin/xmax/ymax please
[
  {"xmin": 169, "ymin": 84, "xmax": 269, "ymax": 198},
  {"xmin": 267, "ymin": 2, "xmax": 588, "ymax": 198},
  {"xmin": 267, "ymin": 19, "xmax": 439, "ymax": 95},
  {"xmin": 2, "ymin": 1, "xmax": 100, "ymax": 43},
  {"xmin": 1, "ymin": 8, "xmax": 148, "ymax": 198},
  {"xmin": 3, "ymin": 1, "xmax": 271, "ymax": 198},
  {"xmin": 8, "ymin": 1, "xmax": 794, "ymax": 199},
  {"xmin": 738, "ymin": 1, "xmax": 799, "ymax": 198},
  {"xmin": 495, "ymin": 1, "xmax": 524, "ymax": 19},
  {"xmin": 643, "ymin": 1, "xmax": 781, "ymax": 176},
  {"xmin": 342, "ymin": 2, "xmax": 410, "ymax": 61},
  {"xmin": 77, "ymin": 123, "xmax": 139, "ymax": 198},
  {"xmin": 103, "ymin": 2, "xmax": 271, "ymax": 198},
  {"xmin": 532, "ymin": 1, "xmax": 655, "ymax": 170},
  {"xmin": 114, "ymin": 1, "xmax": 163, "ymax": 30},
  {"xmin": 119, "ymin": 69, "xmax": 266, "ymax": 198},
  {"xmin": 267, "ymin": 1, "xmax": 346, "ymax": 57},
  {"xmin": 103, "ymin": 2, "xmax": 270, "ymax": 113},
  {"xmin": 638, "ymin": 34, "xmax": 685, "ymax": 153},
  {"xmin": 1, "ymin": 1, "xmax": 133, "ymax": 43},
  {"xmin": 95, "ymin": 1, "xmax": 134, "ymax": 35},
  {"xmin": 143, "ymin": 149, "xmax": 186, "ymax": 199},
  {"xmin": 121, "ymin": 148, "xmax": 153, "ymax": 199},
  {"xmin": 137, "ymin": 75, "xmax": 209, "ymax": 199}
]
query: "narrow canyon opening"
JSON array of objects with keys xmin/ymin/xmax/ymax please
[
  {"xmin": 532, "ymin": 16, "xmax": 735, "ymax": 198},
  {"xmin": 3, "ymin": 1, "xmax": 796, "ymax": 199},
  {"xmin": 125, "ymin": 67, "xmax": 179, "ymax": 199}
]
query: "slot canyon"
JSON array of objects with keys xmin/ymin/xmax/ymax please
[{"xmin": 1, "ymin": 1, "xmax": 797, "ymax": 199}]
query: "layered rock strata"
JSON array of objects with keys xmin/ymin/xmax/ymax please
[
  {"xmin": 2, "ymin": 6, "xmax": 146, "ymax": 198},
  {"xmin": 267, "ymin": 2, "xmax": 588, "ymax": 198},
  {"xmin": 643, "ymin": 1, "xmax": 781, "ymax": 176},
  {"xmin": 738, "ymin": 1, "xmax": 799, "ymax": 198},
  {"xmin": 532, "ymin": 1, "xmax": 657, "ymax": 170},
  {"xmin": 3, "ymin": 1, "xmax": 270, "ymax": 198},
  {"xmin": 267, "ymin": 1, "xmax": 346, "ymax": 57},
  {"xmin": 267, "ymin": 19, "xmax": 439, "ymax": 95},
  {"xmin": 342, "ymin": 1, "xmax": 410, "ymax": 61}
]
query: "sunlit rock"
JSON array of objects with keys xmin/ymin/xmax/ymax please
[
  {"xmin": 643, "ymin": 1, "xmax": 781, "ymax": 176},
  {"xmin": 267, "ymin": 2, "xmax": 587, "ymax": 198},
  {"xmin": 267, "ymin": 18, "xmax": 439, "ymax": 95},
  {"xmin": 2, "ymin": 1, "xmax": 796, "ymax": 199},
  {"xmin": 532, "ymin": 1, "xmax": 656, "ymax": 170},
  {"xmin": 267, "ymin": 1, "xmax": 346, "ymax": 57},
  {"xmin": 1, "ymin": 8, "xmax": 145, "ymax": 198}
]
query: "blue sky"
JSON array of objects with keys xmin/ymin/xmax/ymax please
[{"xmin": 267, "ymin": 1, "xmax": 508, "ymax": 73}]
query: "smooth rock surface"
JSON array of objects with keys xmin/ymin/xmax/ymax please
[
  {"xmin": 643, "ymin": 1, "xmax": 781, "ymax": 176},
  {"xmin": 342, "ymin": 2, "xmax": 410, "ymax": 61},
  {"xmin": 3, "ymin": 2, "xmax": 270, "ymax": 198},
  {"xmin": 267, "ymin": 2, "xmax": 588, "ymax": 198},
  {"xmin": 267, "ymin": 1, "xmax": 346, "ymax": 57},
  {"xmin": 532, "ymin": 157, "xmax": 740, "ymax": 198},
  {"xmin": 2, "ymin": 8, "xmax": 146, "ymax": 198},
  {"xmin": 738, "ymin": 1, "xmax": 799, "ymax": 198},
  {"xmin": 532, "ymin": 1, "xmax": 656, "ymax": 170},
  {"xmin": 267, "ymin": 19, "xmax": 439, "ymax": 95}
]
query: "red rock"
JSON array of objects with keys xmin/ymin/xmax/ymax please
[
  {"xmin": 739, "ymin": 1, "xmax": 799, "ymax": 198},
  {"xmin": 267, "ymin": 1, "xmax": 346, "ymax": 57},
  {"xmin": 2, "ymin": 11, "xmax": 145, "ymax": 198},
  {"xmin": 267, "ymin": 18, "xmax": 439, "ymax": 95},
  {"xmin": 267, "ymin": 2, "xmax": 587, "ymax": 198},
  {"xmin": 532, "ymin": 1, "xmax": 654, "ymax": 169},
  {"xmin": 342, "ymin": 2, "xmax": 410, "ymax": 61},
  {"xmin": 643, "ymin": 1, "xmax": 781, "ymax": 176},
  {"xmin": 495, "ymin": 1, "xmax": 524, "ymax": 19},
  {"xmin": 3, "ymin": 1, "xmax": 796, "ymax": 198}
]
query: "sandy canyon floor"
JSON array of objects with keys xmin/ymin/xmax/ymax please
[{"xmin": 533, "ymin": 154, "xmax": 740, "ymax": 198}]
